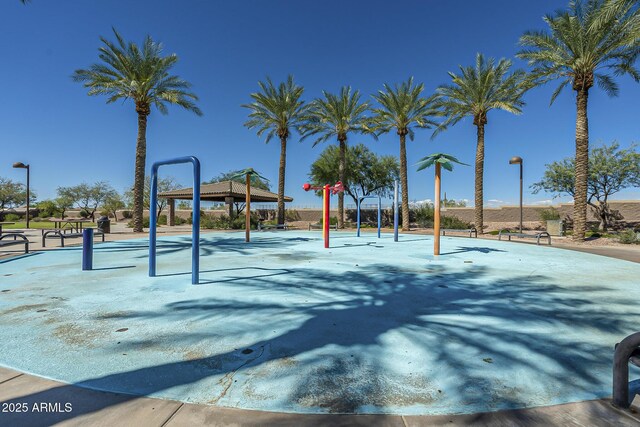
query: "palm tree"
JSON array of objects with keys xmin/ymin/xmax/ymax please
[
  {"xmin": 302, "ymin": 87, "xmax": 371, "ymax": 228},
  {"xmin": 370, "ymin": 77, "xmax": 438, "ymax": 231},
  {"xmin": 416, "ymin": 153, "xmax": 468, "ymax": 255},
  {"xmin": 518, "ymin": 0, "xmax": 640, "ymax": 241},
  {"xmin": 433, "ymin": 54, "xmax": 528, "ymax": 234},
  {"xmin": 243, "ymin": 76, "xmax": 307, "ymax": 226},
  {"xmin": 73, "ymin": 29, "xmax": 202, "ymax": 232},
  {"xmin": 230, "ymin": 167, "xmax": 269, "ymax": 243}
]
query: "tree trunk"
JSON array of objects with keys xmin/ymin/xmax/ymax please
[
  {"xmin": 474, "ymin": 124, "xmax": 485, "ymax": 234},
  {"xmin": 133, "ymin": 111, "xmax": 148, "ymax": 233},
  {"xmin": 399, "ymin": 133, "xmax": 410, "ymax": 231},
  {"xmin": 338, "ymin": 137, "xmax": 346, "ymax": 229},
  {"xmin": 277, "ymin": 136, "xmax": 287, "ymax": 225},
  {"xmin": 573, "ymin": 88, "xmax": 589, "ymax": 241}
]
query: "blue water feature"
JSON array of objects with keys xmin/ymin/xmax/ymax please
[{"xmin": 0, "ymin": 231, "xmax": 639, "ymax": 415}]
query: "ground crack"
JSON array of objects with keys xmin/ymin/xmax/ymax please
[{"xmin": 210, "ymin": 345, "xmax": 266, "ymax": 404}]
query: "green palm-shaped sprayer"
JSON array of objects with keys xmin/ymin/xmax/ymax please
[
  {"xmin": 416, "ymin": 153, "xmax": 468, "ymax": 256},
  {"xmin": 230, "ymin": 168, "xmax": 270, "ymax": 242}
]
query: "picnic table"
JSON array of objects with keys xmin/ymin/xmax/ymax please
[
  {"xmin": 0, "ymin": 222, "xmax": 15, "ymax": 236},
  {"xmin": 46, "ymin": 218, "xmax": 92, "ymax": 233}
]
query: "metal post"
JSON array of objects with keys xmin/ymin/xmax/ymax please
[
  {"xmin": 394, "ymin": 180, "xmax": 399, "ymax": 242},
  {"xmin": 519, "ymin": 162, "xmax": 523, "ymax": 234},
  {"xmin": 82, "ymin": 228, "xmax": 93, "ymax": 270},
  {"xmin": 25, "ymin": 165, "xmax": 30, "ymax": 229},
  {"xmin": 356, "ymin": 197, "xmax": 361, "ymax": 237},
  {"xmin": 434, "ymin": 163, "xmax": 441, "ymax": 256},
  {"xmin": 377, "ymin": 196, "xmax": 381, "ymax": 239},
  {"xmin": 323, "ymin": 185, "xmax": 330, "ymax": 249},
  {"xmin": 245, "ymin": 173, "xmax": 251, "ymax": 243},
  {"xmin": 613, "ymin": 332, "xmax": 640, "ymax": 408}
]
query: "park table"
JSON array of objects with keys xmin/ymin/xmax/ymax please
[{"xmin": 47, "ymin": 218, "xmax": 92, "ymax": 233}]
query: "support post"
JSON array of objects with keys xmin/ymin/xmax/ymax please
[
  {"xmin": 82, "ymin": 228, "xmax": 93, "ymax": 271},
  {"xmin": 394, "ymin": 180, "xmax": 399, "ymax": 242},
  {"xmin": 245, "ymin": 173, "xmax": 251, "ymax": 243},
  {"xmin": 356, "ymin": 197, "xmax": 361, "ymax": 237},
  {"xmin": 434, "ymin": 163, "xmax": 441, "ymax": 256},
  {"xmin": 377, "ymin": 196, "xmax": 381, "ymax": 239},
  {"xmin": 168, "ymin": 199, "xmax": 175, "ymax": 226},
  {"xmin": 323, "ymin": 184, "xmax": 330, "ymax": 248}
]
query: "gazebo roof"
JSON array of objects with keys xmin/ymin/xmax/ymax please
[{"xmin": 158, "ymin": 181, "xmax": 293, "ymax": 203}]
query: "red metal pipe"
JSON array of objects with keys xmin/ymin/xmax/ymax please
[{"xmin": 323, "ymin": 184, "xmax": 330, "ymax": 248}]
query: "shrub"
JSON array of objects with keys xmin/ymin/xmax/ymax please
[
  {"xmin": 539, "ymin": 207, "xmax": 561, "ymax": 221},
  {"xmin": 174, "ymin": 216, "xmax": 187, "ymax": 225},
  {"xmin": 4, "ymin": 213, "xmax": 21, "ymax": 221},
  {"xmin": 285, "ymin": 209, "xmax": 300, "ymax": 222},
  {"xmin": 127, "ymin": 216, "xmax": 151, "ymax": 228},
  {"xmin": 158, "ymin": 214, "xmax": 167, "ymax": 225},
  {"xmin": 121, "ymin": 210, "xmax": 133, "ymax": 219},
  {"xmin": 79, "ymin": 209, "xmax": 90, "ymax": 219},
  {"xmin": 37, "ymin": 200, "xmax": 60, "ymax": 218},
  {"xmin": 618, "ymin": 229, "xmax": 640, "ymax": 245}
]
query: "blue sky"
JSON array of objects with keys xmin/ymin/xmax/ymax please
[{"xmin": 2, "ymin": 0, "xmax": 639, "ymax": 208}]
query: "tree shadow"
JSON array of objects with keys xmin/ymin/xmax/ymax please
[{"xmin": 3, "ymin": 264, "xmax": 639, "ymax": 422}]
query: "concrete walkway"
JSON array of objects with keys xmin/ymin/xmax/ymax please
[{"xmin": 1, "ymin": 367, "xmax": 639, "ymax": 426}]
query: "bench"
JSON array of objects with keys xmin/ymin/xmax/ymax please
[
  {"xmin": 308, "ymin": 223, "xmax": 338, "ymax": 231},
  {"xmin": 498, "ymin": 230, "xmax": 551, "ymax": 245},
  {"xmin": 441, "ymin": 227, "xmax": 477, "ymax": 238},
  {"xmin": 258, "ymin": 223, "xmax": 289, "ymax": 231},
  {"xmin": 42, "ymin": 229, "xmax": 104, "ymax": 248},
  {"xmin": 0, "ymin": 233, "xmax": 29, "ymax": 253}
]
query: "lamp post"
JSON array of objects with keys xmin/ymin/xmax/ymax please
[
  {"xmin": 509, "ymin": 156, "xmax": 523, "ymax": 233},
  {"xmin": 12, "ymin": 162, "xmax": 30, "ymax": 229}
]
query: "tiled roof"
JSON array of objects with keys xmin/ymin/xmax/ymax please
[{"xmin": 158, "ymin": 181, "xmax": 293, "ymax": 202}]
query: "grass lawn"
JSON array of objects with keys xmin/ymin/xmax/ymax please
[{"xmin": 2, "ymin": 221, "xmax": 97, "ymax": 230}]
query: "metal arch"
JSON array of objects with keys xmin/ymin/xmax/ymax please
[
  {"xmin": 356, "ymin": 195, "xmax": 382, "ymax": 238},
  {"xmin": 613, "ymin": 331, "xmax": 640, "ymax": 408},
  {"xmin": 149, "ymin": 156, "xmax": 201, "ymax": 284}
]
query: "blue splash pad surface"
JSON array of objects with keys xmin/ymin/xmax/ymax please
[{"xmin": 1, "ymin": 231, "xmax": 639, "ymax": 415}]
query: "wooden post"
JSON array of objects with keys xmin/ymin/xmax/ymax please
[
  {"xmin": 434, "ymin": 163, "xmax": 441, "ymax": 256},
  {"xmin": 245, "ymin": 173, "xmax": 251, "ymax": 242}
]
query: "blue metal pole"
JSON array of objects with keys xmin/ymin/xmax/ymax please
[
  {"xmin": 148, "ymin": 156, "xmax": 200, "ymax": 284},
  {"xmin": 82, "ymin": 228, "xmax": 93, "ymax": 270},
  {"xmin": 377, "ymin": 196, "xmax": 381, "ymax": 238},
  {"xmin": 394, "ymin": 180, "xmax": 399, "ymax": 242},
  {"xmin": 149, "ymin": 165, "xmax": 159, "ymax": 277},
  {"xmin": 192, "ymin": 158, "xmax": 201, "ymax": 285},
  {"xmin": 356, "ymin": 197, "xmax": 361, "ymax": 237}
]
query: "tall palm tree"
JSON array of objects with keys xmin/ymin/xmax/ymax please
[
  {"xmin": 73, "ymin": 29, "xmax": 202, "ymax": 232},
  {"xmin": 243, "ymin": 75, "xmax": 307, "ymax": 226},
  {"xmin": 302, "ymin": 86, "xmax": 371, "ymax": 228},
  {"xmin": 433, "ymin": 54, "xmax": 528, "ymax": 234},
  {"xmin": 370, "ymin": 77, "xmax": 438, "ymax": 231},
  {"xmin": 518, "ymin": 0, "xmax": 640, "ymax": 241}
]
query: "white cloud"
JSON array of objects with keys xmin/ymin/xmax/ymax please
[{"xmin": 486, "ymin": 199, "xmax": 511, "ymax": 208}]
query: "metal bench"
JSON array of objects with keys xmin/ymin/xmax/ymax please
[
  {"xmin": 258, "ymin": 223, "xmax": 289, "ymax": 231},
  {"xmin": 308, "ymin": 223, "xmax": 338, "ymax": 231},
  {"xmin": 498, "ymin": 230, "xmax": 551, "ymax": 245},
  {"xmin": 42, "ymin": 229, "xmax": 104, "ymax": 248},
  {"xmin": 441, "ymin": 227, "xmax": 477, "ymax": 238},
  {"xmin": 0, "ymin": 233, "xmax": 29, "ymax": 253}
]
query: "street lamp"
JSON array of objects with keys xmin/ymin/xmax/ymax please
[
  {"xmin": 12, "ymin": 162, "xmax": 30, "ymax": 229},
  {"xmin": 509, "ymin": 156, "xmax": 523, "ymax": 233}
]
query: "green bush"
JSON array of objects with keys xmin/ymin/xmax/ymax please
[
  {"xmin": 127, "ymin": 216, "xmax": 151, "ymax": 228},
  {"xmin": 79, "ymin": 209, "xmax": 90, "ymax": 219},
  {"xmin": 158, "ymin": 214, "xmax": 167, "ymax": 225},
  {"xmin": 4, "ymin": 213, "xmax": 21, "ymax": 221},
  {"xmin": 285, "ymin": 209, "xmax": 300, "ymax": 222},
  {"xmin": 411, "ymin": 205, "xmax": 471, "ymax": 229},
  {"xmin": 174, "ymin": 216, "xmax": 187, "ymax": 225},
  {"xmin": 37, "ymin": 200, "xmax": 60, "ymax": 218},
  {"xmin": 618, "ymin": 229, "xmax": 640, "ymax": 245},
  {"xmin": 121, "ymin": 210, "xmax": 132, "ymax": 219},
  {"xmin": 539, "ymin": 207, "xmax": 561, "ymax": 221}
]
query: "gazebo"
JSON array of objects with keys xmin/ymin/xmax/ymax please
[{"xmin": 158, "ymin": 181, "xmax": 293, "ymax": 225}]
